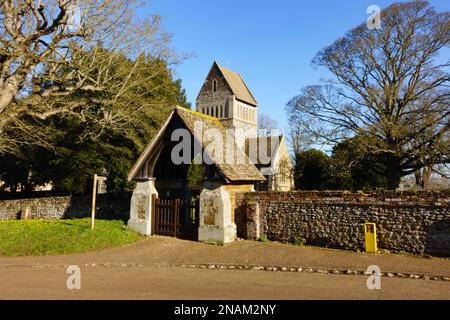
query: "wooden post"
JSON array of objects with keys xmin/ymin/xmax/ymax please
[
  {"xmin": 151, "ymin": 194, "xmax": 157, "ymax": 236},
  {"xmin": 154, "ymin": 198, "xmax": 160, "ymax": 235},
  {"xmin": 91, "ymin": 174, "xmax": 98, "ymax": 229},
  {"xmin": 174, "ymin": 199, "xmax": 180, "ymax": 238}
]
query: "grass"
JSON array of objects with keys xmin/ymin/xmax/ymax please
[{"xmin": 0, "ymin": 218, "xmax": 143, "ymax": 257}]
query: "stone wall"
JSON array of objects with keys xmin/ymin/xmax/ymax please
[
  {"xmin": 235, "ymin": 191, "xmax": 450, "ymax": 257},
  {"xmin": 0, "ymin": 193, "xmax": 131, "ymax": 221}
]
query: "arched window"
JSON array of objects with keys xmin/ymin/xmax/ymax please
[
  {"xmin": 220, "ymin": 105, "xmax": 223, "ymax": 118},
  {"xmin": 216, "ymin": 106, "xmax": 219, "ymax": 118},
  {"xmin": 212, "ymin": 80, "xmax": 218, "ymax": 93}
]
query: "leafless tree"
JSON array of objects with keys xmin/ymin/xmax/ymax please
[
  {"xmin": 258, "ymin": 113, "xmax": 279, "ymax": 136},
  {"xmin": 0, "ymin": 0, "xmax": 182, "ymax": 151},
  {"xmin": 287, "ymin": 1, "xmax": 449, "ymax": 189},
  {"xmin": 287, "ymin": 121, "xmax": 314, "ymax": 157}
]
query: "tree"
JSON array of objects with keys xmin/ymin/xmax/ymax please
[
  {"xmin": 330, "ymin": 138, "xmax": 386, "ymax": 190},
  {"xmin": 0, "ymin": 49, "xmax": 191, "ymax": 195},
  {"xmin": 0, "ymin": 0, "xmax": 183, "ymax": 151},
  {"xmin": 258, "ymin": 113, "xmax": 279, "ymax": 136},
  {"xmin": 294, "ymin": 149, "xmax": 331, "ymax": 190},
  {"xmin": 287, "ymin": 1, "xmax": 449, "ymax": 189}
]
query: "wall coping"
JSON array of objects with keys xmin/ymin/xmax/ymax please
[{"xmin": 237, "ymin": 190, "xmax": 450, "ymax": 208}]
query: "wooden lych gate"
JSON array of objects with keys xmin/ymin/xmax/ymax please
[{"xmin": 152, "ymin": 194, "xmax": 200, "ymax": 240}]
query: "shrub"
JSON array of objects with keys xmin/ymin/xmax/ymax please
[{"xmin": 292, "ymin": 236, "xmax": 306, "ymax": 246}]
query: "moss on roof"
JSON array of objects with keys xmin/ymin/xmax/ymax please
[
  {"xmin": 128, "ymin": 106, "xmax": 265, "ymax": 182},
  {"xmin": 175, "ymin": 107, "xmax": 265, "ymax": 182}
]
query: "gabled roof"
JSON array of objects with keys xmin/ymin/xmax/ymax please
[
  {"xmin": 197, "ymin": 61, "xmax": 258, "ymax": 106},
  {"xmin": 128, "ymin": 106, "xmax": 265, "ymax": 182},
  {"xmin": 215, "ymin": 62, "xmax": 258, "ymax": 106},
  {"xmin": 245, "ymin": 136, "xmax": 283, "ymax": 167}
]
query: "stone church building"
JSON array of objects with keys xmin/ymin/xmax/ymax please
[
  {"xmin": 127, "ymin": 62, "xmax": 293, "ymax": 243},
  {"xmin": 196, "ymin": 61, "xmax": 293, "ymax": 192}
]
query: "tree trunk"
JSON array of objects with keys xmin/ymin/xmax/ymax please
[
  {"xmin": 0, "ymin": 79, "xmax": 19, "ymax": 114},
  {"xmin": 415, "ymin": 170, "xmax": 423, "ymax": 188},
  {"xmin": 414, "ymin": 166, "xmax": 433, "ymax": 190},
  {"xmin": 422, "ymin": 166, "xmax": 432, "ymax": 190},
  {"xmin": 384, "ymin": 155, "xmax": 401, "ymax": 190},
  {"xmin": 0, "ymin": 90, "xmax": 14, "ymax": 114}
]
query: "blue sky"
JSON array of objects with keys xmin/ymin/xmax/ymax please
[{"xmin": 145, "ymin": 0, "xmax": 449, "ymax": 133}]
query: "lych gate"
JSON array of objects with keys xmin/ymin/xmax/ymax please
[
  {"xmin": 127, "ymin": 107, "xmax": 264, "ymax": 243},
  {"xmin": 153, "ymin": 196, "xmax": 199, "ymax": 239}
]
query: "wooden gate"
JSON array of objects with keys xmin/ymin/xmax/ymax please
[{"xmin": 152, "ymin": 195, "xmax": 199, "ymax": 239}]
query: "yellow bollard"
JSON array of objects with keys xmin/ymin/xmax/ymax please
[{"xmin": 364, "ymin": 223, "xmax": 378, "ymax": 253}]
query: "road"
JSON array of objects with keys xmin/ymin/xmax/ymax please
[
  {"xmin": 0, "ymin": 264, "xmax": 449, "ymax": 300},
  {"xmin": 1, "ymin": 237, "xmax": 449, "ymax": 300}
]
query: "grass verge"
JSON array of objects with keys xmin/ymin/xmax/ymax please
[{"xmin": 0, "ymin": 218, "xmax": 143, "ymax": 257}]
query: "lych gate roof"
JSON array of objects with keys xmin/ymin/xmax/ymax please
[
  {"xmin": 215, "ymin": 62, "xmax": 258, "ymax": 106},
  {"xmin": 128, "ymin": 106, "xmax": 265, "ymax": 183}
]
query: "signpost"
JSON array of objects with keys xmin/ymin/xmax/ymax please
[{"xmin": 91, "ymin": 174, "xmax": 107, "ymax": 229}]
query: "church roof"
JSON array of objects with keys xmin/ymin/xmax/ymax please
[
  {"xmin": 128, "ymin": 107, "xmax": 265, "ymax": 183},
  {"xmin": 215, "ymin": 62, "xmax": 258, "ymax": 106},
  {"xmin": 245, "ymin": 136, "xmax": 283, "ymax": 167}
]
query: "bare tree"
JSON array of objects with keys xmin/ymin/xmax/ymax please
[
  {"xmin": 287, "ymin": 1, "xmax": 449, "ymax": 189},
  {"xmin": 258, "ymin": 113, "xmax": 279, "ymax": 136},
  {"xmin": 0, "ymin": 0, "xmax": 181, "ymax": 150},
  {"xmin": 287, "ymin": 121, "xmax": 313, "ymax": 157}
]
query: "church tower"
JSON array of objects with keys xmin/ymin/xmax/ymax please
[{"xmin": 196, "ymin": 61, "xmax": 258, "ymax": 149}]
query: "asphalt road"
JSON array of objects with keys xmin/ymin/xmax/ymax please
[{"xmin": 1, "ymin": 265, "xmax": 449, "ymax": 300}]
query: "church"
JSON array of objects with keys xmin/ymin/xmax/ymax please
[
  {"xmin": 126, "ymin": 62, "xmax": 293, "ymax": 243},
  {"xmin": 196, "ymin": 61, "xmax": 293, "ymax": 192}
]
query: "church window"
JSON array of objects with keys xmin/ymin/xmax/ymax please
[
  {"xmin": 220, "ymin": 105, "xmax": 223, "ymax": 118},
  {"xmin": 212, "ymin": 80, "xmax": 218, "ymax": 92}
]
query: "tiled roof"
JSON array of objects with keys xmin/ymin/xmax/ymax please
[
  {"xmin": 175, "ymin": 107, "xmax": 265, "ymax": 182},
  {"xmin": 128, "ymin": 107, "xmax": 265, "ymax": 182},
  {"xmin": 245, "ymin": 136, "xmax": 283, "ymax": 166},
  {"xmin": 216, "ymin": 62, "xmax": 258, "ymax": 106}
]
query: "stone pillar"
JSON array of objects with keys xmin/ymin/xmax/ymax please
[
  {"xmin": 128, "ymin": 178, "xmax": 158, "ymax": 236},
  {"xmin": 198, "ymin": 181, "xmax": 236, "ymax": 244},
  {"xmin": 246, "ymin": 202, "xmax": 260, "ymax": 240}
]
